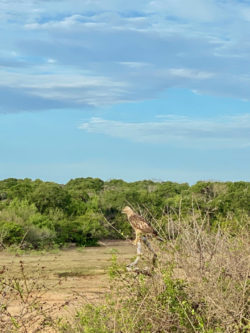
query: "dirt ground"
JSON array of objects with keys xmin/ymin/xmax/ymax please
[{"xmin": 0, "ymin": 240, "xmax": 135, "ymax": 324}]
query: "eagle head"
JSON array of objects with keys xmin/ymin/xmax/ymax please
[{"xmin": 122, "ymin": 206, "xmax": 134, "ymax": 216}]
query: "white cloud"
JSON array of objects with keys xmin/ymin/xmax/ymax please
[
  {"xmin": 148, "ymin": 0, "xmax": 221, "ymax": 22},
  {"xmin": 119, "ymin": 62, "xmax": 151, "ymax": 69},
  {"xmin": 47, "ymin": 58, "xmax": 56, "ymax": 63},
  {"xmin": 169, "ymin": 68, "xmax": 215, "ymax": 80},
  {"xmin": 0, "ymin": 70, "xmax": 124, "ymax": 90},
  {"xmin": 0, "ymin": 65, "xmax": 127, "ymax": 108},
  {"xmin": 79, "ymin": 114, "xmax": 250, "ymax": 148},
  {"xmin": 2, "ymin": 1, "xmax": 250, "ymax": 111}
]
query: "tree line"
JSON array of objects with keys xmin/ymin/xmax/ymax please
[{"xmin": 0, "ymin": 177, "xmax": 249, "ymax": 249}]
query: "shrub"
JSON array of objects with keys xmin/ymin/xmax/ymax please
[
  {"xmin": 0, "ymin": 261, "xmax": 62, "ymax": 332},
  {"xmin": 59, "ymin": 210, "xmax": 249, "ymax": 333},
  {"xmin": 24, "ymin": 226, "xmax": 56, "ymax": 249},
  {"xmin": 54, "ymin": 211, "xmax": 106, "ymax": 246},
  {"xmin": 0, "ymin": 222, "xmax": 25, "ymax": 246}
]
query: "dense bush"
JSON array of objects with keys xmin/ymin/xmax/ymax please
[
  {"xmin": 0, "ymin": 177, "xmax": 249, "ymax": 249},
  {"xmin": 59, "ymin": 212, "xmax": 249, "ymax": 333}
]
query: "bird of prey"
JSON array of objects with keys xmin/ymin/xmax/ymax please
[{"xmin": 122, "ymin": 206, "xmax": 157, "ymax": 245}]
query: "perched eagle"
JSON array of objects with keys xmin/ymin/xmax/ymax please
[{"xmin": 122, "ymin": 206, "xmax": 157, "ymax": 245}]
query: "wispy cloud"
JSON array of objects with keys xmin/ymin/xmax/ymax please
[
  {"xmin": 1, "ymin": 1, "xmax": 250, "ymax": 112},
  {"xmin": 168, "ymin": 68, "xmax": 215, "ymax": 80},
  {"xmin": 0, "ymin": 65, "xmax": 127, "ymax": 111},
  {"xmin": 148, "ymin": 0, "xmax": 223, "ymax": 22},
  {"xmin": 79, "ymin": 114, "xmax": 250, "ymax": 148}
]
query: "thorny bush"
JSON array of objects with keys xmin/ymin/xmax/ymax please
[{"xmin": 59, "ymin": 209, "xmax": 249, "ymax": 333}]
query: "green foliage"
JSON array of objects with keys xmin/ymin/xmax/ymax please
[
  {"xmin": 54, "ymin": 210, "xmax": 105, "ymax": 246},
  {"xmin": 30, "ymin": 182, "xmax": 72, "ymax": 214},
  {"xmin": 62, "ymin": 266, "xmax": 208, "ymax": 332},
  {"xmin": 0, "ymin": 199, "xmax": 57, "ymax": 249},
  {"xmin": 25, "ymin": 226, "xmax": 56, "ymax": 249},
  {"xmin": 161, "ymin": 271, "xmax": 206, "ymax": 331},
  {"xmin": 66, "ymin": 177, "xmax": 104, "ymax": 194},
  {"xmin": 0, "ymin": 177, "xmax": 249, "ymax": 249},
  {"xmin": 0, "ymin": 222, "xmax": 25, "ymax": 244},
  {"xmin": 75, "ymin": 305, "xmax": 110, "ymax": 333}
]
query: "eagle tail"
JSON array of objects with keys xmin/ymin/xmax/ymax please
[
  {"xmin": 153, "ymin": 229, "xmax": 158, "ymax": 236},
  {"xmin": 152, "ymin": 230, "xmax": 164, "ymax": 242}
]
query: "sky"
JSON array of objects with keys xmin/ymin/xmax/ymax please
[{"xmin": 0, "ymin": 0, "xmax": 250, "ymax": 184}]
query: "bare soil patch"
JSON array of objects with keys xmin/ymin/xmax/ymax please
[{"xmin": 0, "ymin": 241, "xmax": 135, "ymax": 319}]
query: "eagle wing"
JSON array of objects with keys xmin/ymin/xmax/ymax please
[{"xmin": 129, "ymin": 214, "xmax": 154, "ymax": 234}]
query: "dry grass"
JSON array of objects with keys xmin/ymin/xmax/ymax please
[
  {"xmin": 0, "ymin": 241, "xmax": 135, "ymax": 332},
  {"xmin": 0, "ymin": 213, "xmax": 249, "ymax": 332},
  {"xmin": 60, "ymin": 211, "xmax": 249, "ymax": 333},
  {"xmin": 165, "ymin": 215, "xmax": 250, "ymax": 332}
]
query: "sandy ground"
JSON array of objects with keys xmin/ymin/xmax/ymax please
[{"xmin": 0, "ymin": 240, "xmax": 135, "ymax": 330}]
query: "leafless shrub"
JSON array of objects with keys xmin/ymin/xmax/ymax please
[
  {"xmin": 62, "ymin": 208, "xmax": 249, "ymax": 333},
  {"xmin": 0, "ymin": 261, "xmax": 66, "ymax": 333},
  {"xmin": 168, "ymin": 211, "xmax": 250, "ymax": 332}
]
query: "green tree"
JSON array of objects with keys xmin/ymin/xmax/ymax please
[{"xmin": 31, "ymin": 182, "xmax": 72, "ymax": 214}]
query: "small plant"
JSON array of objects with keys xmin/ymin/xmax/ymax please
[{"xmin": 0, "ymin": 261, "xmax": 66, "ymax": 332}]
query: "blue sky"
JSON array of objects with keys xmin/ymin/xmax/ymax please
[{"xmin": 0, "ymin": 0, "xmax": 249, "ymax": 184}]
